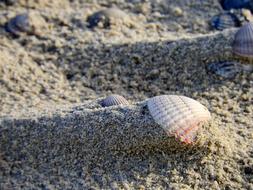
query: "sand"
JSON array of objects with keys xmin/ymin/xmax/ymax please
[{"xmin": 0, "ymin": 0, "xmax": 252, "ymax": 189}]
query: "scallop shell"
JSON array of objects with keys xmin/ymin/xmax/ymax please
[
  {"xmin": 233, "ymin": 22, "xmax": 253, "ymax": 58},
  {"xmin": 147, "ymin": 95, "xmax": 211, "ymax": 144},
  {"xmin": 5, "ymin": 13, "xmax": 31, "ymax": 36},
  {"xmin": 101, "ymin": 94, "xmax": 129, "ymax": 107},
  {"xmin": 87, "ymin": 8, "xmax": 128, "ymax": 28},
  {"xmin": 210, "ymin": 13, "xmax": 240, "ymax": 30}
]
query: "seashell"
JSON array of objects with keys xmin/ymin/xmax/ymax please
[
  {"xmin": 87, "ymin": 8, "xmax": 128, "ymax": 28},
  {"xmin": 210, "ymin": 12, "xmax": 240, "ymax": 30},
  {"xmin": 101, "ymin": 94, "xmax": 129, "ymax": 107},
  {"xmin": 147, "ymin": 95, "xmax": 211, "ymax": 144},
  {"xmin": 207, "ymin": 61, "xmax": 243, "ymax": 78},
  {"xmin": 220, "ymin": 0, "xmax": 253, "ymax": 11},
  {"xmin": 5, "ymin": 13, "xmax": 31, "ymax": 36},
  {"xmin": 5, "ymin": 12, "xmax": 48, "ymax": 37},
  {"xmin": 233, "ymin": 22, "xmax": 253, "ymax": 58}
]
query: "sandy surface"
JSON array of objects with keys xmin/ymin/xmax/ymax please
[{"xmin": 0, "ymin": 0, "xmax": 253, "ymax": 189}]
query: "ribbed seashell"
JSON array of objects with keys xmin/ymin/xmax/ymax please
[
  {"xmin": 207, "ymin": 61, "xmax": 243, "ymax": 78},
  {"xmin": 101, "ymin": 94, "xmax": 129, "ymax": 107},
  {"xmin": 5, "ymin": 13, "xmax": 31, "ymax": 36},
  {"xmin": 233, "ymin": 22, "xmax": 253, "ymax": 58},
  {"xmin": 87, "ymin": 8, "xmax": 128, "ymax": 28},
  {"xmin": 147, "ymin": 95, "xmax": 211, "ymax": 144},
  {"xmin": 210, "ymin": 13, "xmax": 240, "ymax": 30},
  {"xmin": 220, "ymin": 0, "xmax": 253, "ymax": 11}
]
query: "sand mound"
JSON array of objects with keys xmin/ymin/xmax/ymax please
[{"xmin": 0, "ymin": 0, "xmax": 252, "ymax": 189}]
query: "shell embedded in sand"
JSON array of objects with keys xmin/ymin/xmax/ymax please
[
  {"xmin": 210, "ymin": 13, "xmax": 240, "ymax": 30},
  {"xmin": 5, "ymin": 13, "xmax": 31, "ymax": 36},
  {"xmin": 5, "ymin": 12, "xmax": 48, "ymax": 36},
  {"xmin": 87, "ymin": 7, "xmax": 128, "ymax": 28},
  {"xmin": 207, "ymin": 61, "xmax": 242, "ymax": 78},
  {"xmin": 233, "ymin": 22, "xmax": 253, "ymax": 58},
  {"xmin": 101, "ymin": 94, "xmax": 129, "ymax": 107},
  {"xmin": 207, "ymin": 61, "xmax": 253, "ymax": 78},
  {"xmin": 147, "ymin": 95, "xmax": 211, "ymax": 144}
]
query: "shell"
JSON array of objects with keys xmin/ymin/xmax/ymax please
[
  {"xmin": 5, "ymin": 13, "xmax": 31, "ymax": 36},
  {"xmin": 87, "ymin": 8, "xmax": 128, "ymax": 28},
  {"xmin": 207, "ymin": 61, "xmax": 243, "ymax": 78},
  {"xmin": 101, "ymin": 94, "xmax": 129, "ymax": 107},
  {"xmin": 210, "ymin": 13, "xmax": 240, "ymax": 30},
  {"xmin": 220, "ymin": 0, "xmax": 253, "ymax": 10},
  {"xmin": 233, "ymin": 22, "xmax": 253, "ymax": 58},
  {"xmin": 147, "ymin": 95, "xmax": 211, "ymax": 144}
]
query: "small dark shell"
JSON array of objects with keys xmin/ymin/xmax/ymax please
[
  {"xmin": 210, "ymin": 13, "xmax": 240, "ymax": 30},
  {"xmin": 233, "ymin": 22, "xmax": 253, "ymax": 58},
  {"xmin": 5, "ymin": 13, "xmax": 31, "ymax": 36},
  {"xmin": 87, "ymin": 8, "xmax": 127, "ymax": 28},
  {"xmin": 207, "ymin": 61, "xmax": 242, "ymax": 78},
  {"xmin": 101, "ymin": 94, "xmax": 129, "ymax": 107},
  {"xmin": 220, "ymin": 0, "xmax": 253, "ymax": 11}
]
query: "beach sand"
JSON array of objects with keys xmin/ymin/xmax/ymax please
[{"xmin": 0, "ymin": 0, "xmax": 252, "ymax": 189}]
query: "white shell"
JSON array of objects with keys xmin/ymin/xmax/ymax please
[
  {"xmin": 147, "ymin": 95, "xmax": 211, "ymax": 144},
  {"xmin": 101, "ymin": 94, "xmax": 129, "ymax": 107}
]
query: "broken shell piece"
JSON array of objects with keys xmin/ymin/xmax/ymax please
[
  {"xmin": 101, "ymin": 94, "xmax": 129, "ymax": 107},
  {"xmin": 147, "ymin": 95, "xmax": 211, "ymax": 144}
]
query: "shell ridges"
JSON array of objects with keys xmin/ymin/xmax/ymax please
[
  {"xmin": 147, "ymin": 95, "xmax": 211, "ymax": 144},
  {"xmin": 101, "ymin": 94, "xmax": 129, "ymax": 107},
  {"xmin": 233, "ymin": 22, "xmax": 253, "ymax": 58}
]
